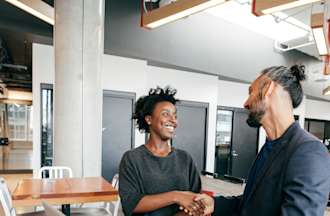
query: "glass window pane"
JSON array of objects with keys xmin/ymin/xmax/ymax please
[{"xmin": 41, "ymin": 86, "xmax": 53, "ymax": 167}]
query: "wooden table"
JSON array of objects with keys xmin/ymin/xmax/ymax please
[{"xmin": 12, "ymin": 177, "xmax": 118, "ymax": 216}]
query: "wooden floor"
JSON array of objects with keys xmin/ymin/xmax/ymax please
[{"xmin": 1, "ymin": 174, "xmax": 329, "ymax": 215}]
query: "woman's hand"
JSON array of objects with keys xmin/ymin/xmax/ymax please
[
  {"xmin": 173, "ymin": 191, "xmax": 205, "ymax": 216},
  {"xmin": 178, "ymin": 193, "xmax": 214, "ymax": 216}
]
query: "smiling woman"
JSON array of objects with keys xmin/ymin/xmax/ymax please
[{"xmin": 118, "ymin": 86, "xmax": 204, "ymax": 216}]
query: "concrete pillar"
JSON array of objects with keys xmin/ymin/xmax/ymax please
[{"xmin": 54, "ymin": 0, "xmax": 104, "ymax": 177}]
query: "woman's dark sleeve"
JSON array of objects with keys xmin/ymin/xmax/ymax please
[
  {"xmin": 187, "ymin": 154, "xmax": 201, "ymax": 193},
  {"xmin": 119, "ymin": 152, "xmax": 144, "ymax": 216}
]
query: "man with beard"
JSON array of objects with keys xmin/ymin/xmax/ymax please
[{"xmin": 192, "ymin": 65, "xmax": 330, "ymax": 216}]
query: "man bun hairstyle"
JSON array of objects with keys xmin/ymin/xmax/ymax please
[
  {"xmin": 261, "ymin": 65, "xmax": 306, "ymax": 108},
  {"xmin": 133, "ymin": 86, "xmax": 178, "ymax": 133},
  {"xmin": 290, "ymin": 65, "xmax": 306, "ymax": 82}
]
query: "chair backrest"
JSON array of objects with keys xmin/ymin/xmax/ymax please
[
  {"xmin": 111, "ymin": 174, "xmax": 119, "ymax": 189},
  {"xmin": 38, "ymin": 166, "xmax": 73, "ymax": 179},
  {"xmin": 108, "ymin": 174, "xmax": 120, "ymax": 216},
  {"xmin": 0, "ymin": 178, "xmax": 14, "ymax": 216}
]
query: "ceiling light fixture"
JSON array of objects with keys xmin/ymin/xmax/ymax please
[
  {"xmin": 5, "ymin": 0, "xmax": 54, "ymax": 25},
  {"xmin": 323, "ymin": 85, "xmax": 330, "ymax": 95},
  {"xmin": 252, "ymin": 0, "xmax": 321, "ymax": 16},
  {"xmin": 324, "ymin": 56, "xmax": 330, "ymax": 75},
  {"xmin": 141, "ymin": 0, "xmax": 228, "ymax": 29},
  {"xmin": 311, "ymin": 13, "xmax": 328, "ymax": 56}
]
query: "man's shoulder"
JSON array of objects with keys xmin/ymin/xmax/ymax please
[
  {"xmin": 288, "ymin": 128, "xmax": 330, "ymax": 169},
  {"xmin": 294, "ymin": 128, "xmax": 328, "ymax": 152}
]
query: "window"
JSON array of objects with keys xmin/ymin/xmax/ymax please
[
  {"xmin": 7, "ymin": 104, "xmax": 32, "ymax": 142},
  {"xmin": 41, "ymin": 84, "xmax": 53, "ymax": 167},
  {"xmin": 305, "ymin": 119, "xmax": 330, "ymax": 151}
]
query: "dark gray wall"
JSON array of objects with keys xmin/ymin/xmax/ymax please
[
  {"xmin": 104, "ymin": 0, "xmax": 314, "ymax": 81},
  {"xmin": 0, "ymin": 1, "xmax": 52, "ymax": 38}
]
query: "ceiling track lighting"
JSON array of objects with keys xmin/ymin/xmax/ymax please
[
  {"xmin": 252, "ymin": 0, "xmax": 322, "ymax": 16},
  {"xmin": 311, "ymin": 12, "xmax": 329, "ymax": 56},
  {"xmin": 5, "ymin": 0, "xmax": 54, "ymax": 25},
  {"xmin": 141, "ymin": 0, "xmax": 228, "ymax": 29}
]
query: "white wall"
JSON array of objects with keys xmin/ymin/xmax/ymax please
[
  {"xmin": 305, "ymin": 99, "xmax": 330, "ymax": 121},
  {"xmin": 32, "ymin": 43, "xmax": 54, "ymax": 177},
  {"xmin": 218, "ymin": 80, "xmax": 249, "ymax": 108},
  {"xmin": 32, "ymin": 43, "xmax": 330, "ymax": 176},
  {"xmin": 102, "ymin": 55, "xmax": 147, "ymax": 147},
  {"xmin": 33, "ymin": 45, "xmax": 219, "ymax": 173}
]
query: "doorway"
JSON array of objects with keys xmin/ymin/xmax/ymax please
[
  {"xmin": 101, "ymin": 90, "xmax": 135, "ymax": 182},
  {"xmin": 215, "ymin": 106, "xmax": 259, "ymax": 180},
  {"xmin": 171, "ymin": 100, "xmax": 208, "ymax": 173}
]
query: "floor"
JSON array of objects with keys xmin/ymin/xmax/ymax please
[
  {"xmin": 1, "ymin": 174, "xmax": 329, "ymax": 215},
  {"xmin": 0, "ymin": 144, "xmax": 33, "ymax": 170}
]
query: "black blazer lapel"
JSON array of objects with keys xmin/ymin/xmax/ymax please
[{"xmin": 243, "ymin": 139, "xmax": 288, "ymax": 205}]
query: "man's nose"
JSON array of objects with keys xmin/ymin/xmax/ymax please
[{"xmin": 244, "ymin": 100, "xmax": 249, "ymax": 109}]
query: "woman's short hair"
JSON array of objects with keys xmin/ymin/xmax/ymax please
[
  {"xmin": 261, "ymin": 65, "xmax": 306, "ymax": 108},
  {"xmin": 133, "ymin": 86, "xmax": 178, "ymax": 133}
]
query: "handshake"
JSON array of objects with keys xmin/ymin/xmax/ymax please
[{"xmin": 175, "ymin": 192, "xmax": 215, "ymax": 216}]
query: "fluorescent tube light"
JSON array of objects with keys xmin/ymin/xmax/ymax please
[
  {"xmin": 142, "ymin": 0, "xmax": 228, "ymax": 29},
  {"xmin": 323, "ymin": 85, "xmax": 330, "ymax": 96},
  {"xmin": 252, "ymin": 0, "xmax": 321, "ymax": 16},
  {"xmin": 5, "ymin": 0, "xmax": 54, "ymax": 25},
  {"xmin": 312, "ymin": 28, "xmax": 328, "ymax": 55},
  {"xmin": 311, "ymin": 13, "xmax": 328, "ymax": 56}
]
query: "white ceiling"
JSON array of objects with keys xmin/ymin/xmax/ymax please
[{"xmin": 205, "ymin": 0, "xmax": 330, "ymax": 101}]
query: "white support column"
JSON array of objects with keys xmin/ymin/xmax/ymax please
[{"xmin": 54, "ymin": 0, "xmax": 104, "ymax": 177}]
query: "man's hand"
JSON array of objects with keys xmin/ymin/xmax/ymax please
[
  {"xmin": 174, "ymin": 191, "xmax": 205, "ymax": 216},
  {"xmin": 194, "ymin": 194, "xmax": 214, "ymax": 215}
]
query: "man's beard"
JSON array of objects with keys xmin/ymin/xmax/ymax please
[{"xmin": 246, "ymin": 101, "xmax": 265, "ymax": 128}]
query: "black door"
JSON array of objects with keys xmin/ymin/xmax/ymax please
[
  {"xmin": 231, "ymin": 109, "xmax": 258, "ymax": 179},
  {"xmin": 215, "ymin": 107, "xmax": 258, "ymax": 180},
  {"xmin": 172, "ymin": 101, "xmax": 208, "ymax": 173},
  {"xmin": 102, "ymin": 90, "xmax": 135, "ymax": 182}
]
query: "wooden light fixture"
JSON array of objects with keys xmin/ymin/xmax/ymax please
[
  {"xmin": 5, "ymin": 0, "xmax": 54, "ymax": 25},
  {"xmin": 252, "ymin": 0, "xmax": 321, "ymax": 16},
  {"xmin": 141, "ymin": 0, "xmax": 228, "ymax": 29},
  {"xmin": 311, "ymin": 13, "xmax": 329, "ymax": 56},
  {"xmin": 323, "ymin": 85, "xmax": 330, "ymax": 95},
  {"xmin": 324, "ymin": 56, "xmax": 330, "ymax": 75}
]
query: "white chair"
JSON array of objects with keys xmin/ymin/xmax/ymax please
[
  {"xmin": 42, "ymin": 202, "xmax": 65, "ymax": 216},
  {"xmin": 37, "ymin": 166, "xmax": 73, "ymax": 212},
  {"xmin": 71, "ymin": 174, "xmax": 121, "ymax": 216},
  {"xmin": 38, "ymin": 166, "xmax": 73, "ymax": 179},
  {"xmin": 105, "ymin": 174, "xmax": 121, "ymax": 216},
  {"xmin": 0, "ymin": 177, "xmax": 15, "ymax": 216},
  {"xmin": 0, "ymin": 178, "xmax": 45, "ymax": 216}
]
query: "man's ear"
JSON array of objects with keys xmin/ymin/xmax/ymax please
[
  {"xmin": 263, "ymin": 80, "xmax": 275, "ymax": 98},
  {"xmin": 261, "ymin": 80, "xmax": 276, "ymax": 98}
]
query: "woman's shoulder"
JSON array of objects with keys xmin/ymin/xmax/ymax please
[
  {"xmin": 172, "ymin": 148, "xmax": 193, "ymax": 160},
  {"xmin": 122, "ymin": 145, "xmax": 146, "ymax": 159}
]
